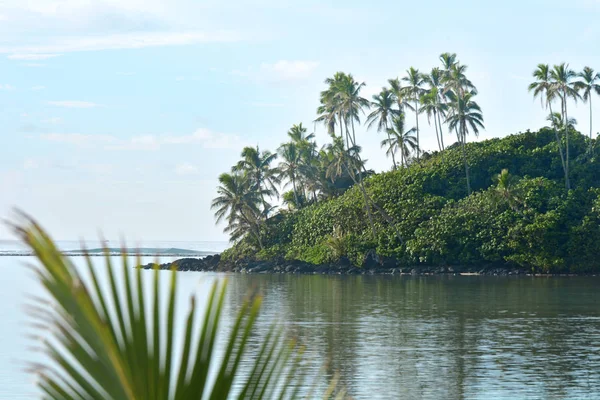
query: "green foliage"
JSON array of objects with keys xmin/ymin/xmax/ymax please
[{"xmin": 226, "ymin": 129, "xmax": 600, "ymax": 273}]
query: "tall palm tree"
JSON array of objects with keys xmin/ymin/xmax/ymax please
[
  {"xmin": 420, "ymin": 87, "xmax": 446, "ymax": 153},
  {"xmin": 402, "ymin": 67, "xmax": 424, "ymax": 159},
  {"xmin": 383, "ymin": 113, "xmax": 418, "ymax": 167},
  {"xmin": 233, "ymin": 146, "xmax": 280, "ymax": 210},
  {"xmin": 211, "ymin": 172, "xmax": 265, "ymax": 248},
  {"xmin": 551, "ymin": 63, "xmax": 580, "ymax": 190},
  {"xmin": 423, "ymin": 67, "xmax": 448, "ymax": 152},
  {"xmin": 278, "ymin": 142, "xmax": 303, "ymax": 208},
  {"xmin": 366, "ymin": 88, "xmax": 400, "ymax": 169},
  {"xmin": 446, "ymin": 90, "xmax": 485, "ymax": 194},
  {"xmin": 528, "ymin": 63, "xmax": 568, "ymax": 188},
  {"xmin": 577, "ymin": 66, "xmax": 600, "ymax": 146}
]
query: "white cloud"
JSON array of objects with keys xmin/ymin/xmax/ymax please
[
  {"xmin": 37, "ymin": 128, "xmax": 242, "ymax": 151},
  {"xmin": 0, "ymin": 84, "xmax": 15, "ymax": 90},
  {"xmin": 259, "ymin": 60, "xmax": 319, "ymax": 81},
  {"xmin": 48, "ymin": 100, "xmax": 101, "ymax": 108},
  {"xmin": 161, "ymin": 128, "xmax": 242, "ymax": 149},
  {"xmin": 8, "ymin": 53, "xmax": 60, "ymax": 60},
  {"xmin": 0, "ymin": 31, "xmax": 242, "ymax": 55},
  {"xmin": 174, "ymin": 163, "xmax": 199, "ymax": 175},
  {"xmin": 31, "ymin": 85, "xmax": 46, "ymax": 90},
  {"xmin": 40, "ymin": 133, "xmax": 117, "ymax": 147},
  {"xmin": 42, "ymin": 117, "xmax": 62, "ymax": 124}
]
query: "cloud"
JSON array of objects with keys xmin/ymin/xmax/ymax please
[
  {"xmin": 19, "ymin": 124, "xmax": 43, "ymax": 133},
  {"xmin": 0, "ymin": 84, "xmax": 15, "ymax": 90},
  {"xmin": 40, "ymin": 133, "xmax": 117, "ymax": 147},
  {"xmin": 42, "ymin": 117, "xmax": 63, "ymax": 124},
  {"xmin": 48, "ymin": 100, "xmax": 101, "ymax": 108},
  {"xmin": 233, "ymin": 60, "xmax": 319, "ymax": 83},
  {"xmin": 259, "ymin": 60, "xmax": 319, "ymax": 81},
  {"xmin": 174, "ymin": 163, "xmax": 199, "ymax": 175},
  {"xmin": 31, "ymin": 85, "xmax": 46, "ymax": 90},
  {"xmin": 0, "ymin": 31, "xmax": 242, "ymax": 55},
  {"xmin": 161, "ymin": 129, "xmax": 242, "ymax": 149},
  {"xmin": 37, "ymin": 128, "xmax": 242, "ymax": 151},
  {"xmin": 8, "ymin": 53, "xmax": 61, "ymax": 60}
]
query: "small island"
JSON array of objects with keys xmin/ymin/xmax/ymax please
[{"xmin": 152, "ymin": 55, "xmax": 600, "ymax": 276}]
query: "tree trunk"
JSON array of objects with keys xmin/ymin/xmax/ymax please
[
  {"xmin": 291, "ymin": 176, "xmax": 300, "ymax": 209},
  {"xmin": 415, "ymin": 99, "xmax": 420, "ymax": 160},
  {"xmin": 437, "ymin": 94, "xmax": 446, "ymax": 151},
  {"xmin": 432, "ymin": 110, "xmax": 442, "ymax": 153},
  {"xmin": 348, "ymin": 118, "xmax": 377, "ymax": 239},
  {"xmin": 386, "ymin": 120, "xmax": 397, "ymax": 170},
  {"xmin": 590, "ymin": 95, "xmax": 594, "ymax": 152},
  {"xmin": 564, "ymin": 90, "xmax": 571, "ymax": 190},
  {"xmin": 548, "ymin": 101, "xmax": 568, "ymax": 188},
  {"xmin": 460, "ymin": 122, "xmax": 471, "ymax": 195}
]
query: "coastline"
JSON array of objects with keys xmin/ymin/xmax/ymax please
[{"xmin": 139, "ymin": 255, "xmax": 597, "ymax": 276}]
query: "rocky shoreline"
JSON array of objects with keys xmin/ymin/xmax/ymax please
[{"xmin": 138, "ymin": 254, "xmax": 549, "ymax": 276}]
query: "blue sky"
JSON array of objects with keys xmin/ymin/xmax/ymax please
[{"xmin": 1, "ymin": 0, "xmax": 599, "ymax": 242}]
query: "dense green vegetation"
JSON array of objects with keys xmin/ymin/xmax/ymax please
[{"xmin": 213, "ymin": 54, "xmax": 600, "ymax": 273}]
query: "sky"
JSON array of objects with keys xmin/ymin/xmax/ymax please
[{"xmin": 1, "ymin": 0, "xmax": 600, "ymax": 242}]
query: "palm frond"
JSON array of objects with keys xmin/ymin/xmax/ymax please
[{"xmin": 13, "ymin": 215, "xmax": 346, "ymax": 399}]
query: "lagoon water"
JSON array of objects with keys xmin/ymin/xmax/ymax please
[{"xmin": 1, "ymin": 245, "xmax": 600, "ymax": 399}]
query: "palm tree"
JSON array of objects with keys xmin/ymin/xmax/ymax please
[
  {"xmin": 439, "ymin": 52, "xmax": 458, "ymax": 73},
  {"xmin": 233, "ymin": 146, "xmax": 280, "ymax": 210},
  {"xmin": 547, "ymin": 112, "xmax": 578, "ymax": 131},
  {"xmin": 388, "ymin": 78, "xmax": 406, "ymax": 113},
  {"xmin": 551, "ymin": 63, "xmax": 580, "ymax": 190},
  {"xmin": 422, "ymin": 68, "xmax": 448, "ymax": 152},
  {"xmin": 278, "ymin": 142, "xmax": 303, "ymax": 208},
  {"xmin": 493, "ymin": 169, "xmax": 521, "ymax": 211},
  {"xmin": 287, "ymin": 122, "xmax": 315, "ymax": 143},
  {"xmin": 15, "ymin": 216, "xmax": 346, "ymax": 400},
  {"xmin": 446, "ymin": 90, "xmax": 485, "ymax": 194},
  {"xmin": 366, "ymin": 88, "xmax": 400, "ymax": 169},
  {"xmin": 383, "ymin": 113, "xmax": 418, "ymax": 167},
  {"xmin": 577, "ymin": 66, "xmax": 600, "ymax": 147},
  {"xmin": 528, "ymin": 63, "xmax": 568, "ymax": 188},
  {"xmin": 402, "ymin": 67, "xmax": 424, "ymax": 159},
  {"xmin": 211, "ymin": 172, "xmax": 265, "ymax": 247},
  {"xmin": 420, "ymin": 87, "xmax": 446, "ymax": 153}
]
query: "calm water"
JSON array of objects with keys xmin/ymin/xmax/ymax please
[{"xmin": 1, "ymin": 254, "xmax": 600, "ymax": 399}]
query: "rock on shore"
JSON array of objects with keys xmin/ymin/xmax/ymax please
[{"xmin": 138, "ymin": 253, "xmax": 530, "ymax": 276}]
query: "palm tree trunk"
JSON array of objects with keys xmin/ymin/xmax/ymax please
[
  {"xmin": 432, "ymin": 110, "xmax": 442, "ymax": 152},
  {"xmin": 460, "ymin": 122, "xmax": 471, "ymax": 195},
  {"xmin": 240, "ymin": 210, "xmax": 264, "ymax": 250},
  {"xmin": 291, "ymin": 176, "xmax": 300, "ymax": 208},
  {"xmin": 590, "ymin": 95, "xmax": 594, "ymax": 151},
  {"xmin": 564, "ymin": 90, "xmax": 571, "ymax": 190},
  {"xmin": 415, "ymin": 99, "xmax": 420, "ymax": 160},
  {"xmin": 345, "ymin": 122, "xmax": 377, "ymax": 239},
  {"xmin": 548, "ymin": 101, "xmax": 567, "ymax": 188},
  {"xmin": 385, "ymin": 120, "xmax": 397, "ymax": 170},
  {"xmin": 437, "ymin": 110, "xmax": 445, "ymax": 151}
]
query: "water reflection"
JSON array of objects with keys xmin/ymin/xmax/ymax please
[{"xmin": 225, "ymin": 275, "xmax": 600, "ymax": 399}]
